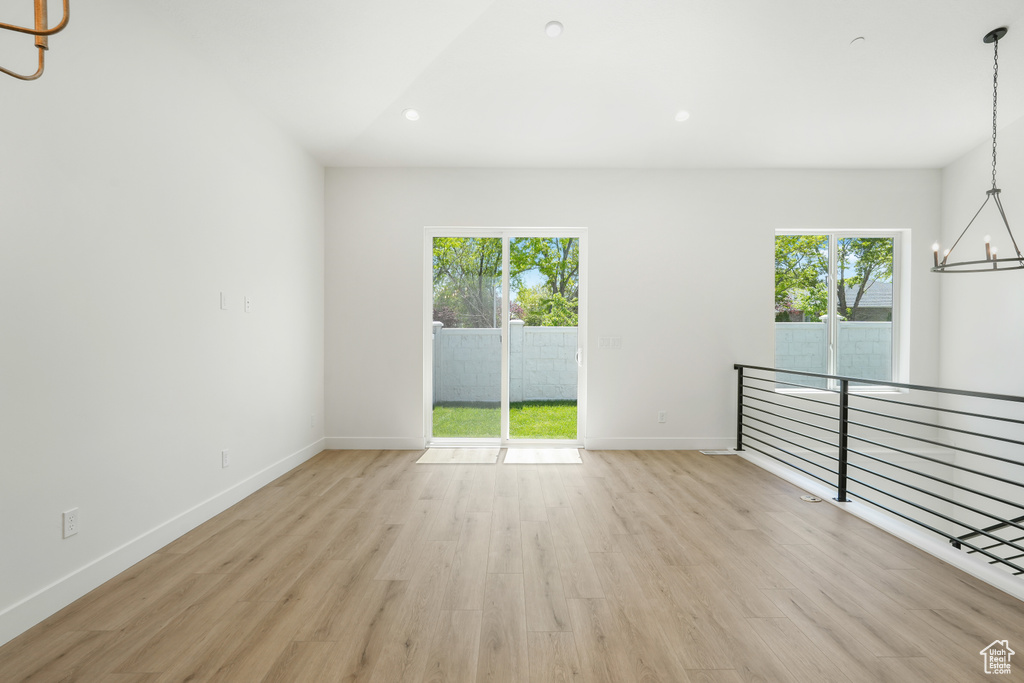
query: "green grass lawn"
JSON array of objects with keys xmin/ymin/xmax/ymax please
[{"xmin": 432, "ymin": 401, "xmax": 577, "ymax": 439}]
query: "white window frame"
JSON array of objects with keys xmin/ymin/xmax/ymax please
[{"xmin": 774, "ymin": 229, "xmax": 905, "ymax": 393}]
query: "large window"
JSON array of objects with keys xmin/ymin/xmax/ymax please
[{"xmin": 775, "ymin": 232, "xmax": 898, "ymax": 389}]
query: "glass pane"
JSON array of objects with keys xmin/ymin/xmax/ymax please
[
  {"xmin": 774, "ymin": 235, "xmax": 829, "ymax": 389},
  {"xmin": 508, "ymin": 237, "xmax": 578, "ymax": 439},
  {"xmin": 836, "ymin": 237, "xmax": 894, "ymax": 384},
  {"xmin": 431, "ymin": 237, "xmax": 502, "ymax": 438}
]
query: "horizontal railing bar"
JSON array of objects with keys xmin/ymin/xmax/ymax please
[
  {"xmin": 743, "ymin": 413, "xmax": 841, "ymax": 451},
  {"xmin": 743, "ymin": 431, "xmax": 840, "ymax": 474},
  {"xmin": 847, "ymin": 433, "xmax": 1024, "ymax": 491},
  {"xmin": 847, "ymin": 404, "xmax": 1024, "ymax": 448},
  {"xmin": 959, "ymin": 513, "xmax": 1024, "ymax": 541},
  {"xmin": 744, "ymin": 401, "xmax": 841, "ymax": 435},
  {"xmin": 741, "ymin": 441, "xmax": 838, "ymax": 487},
  {"xmin": 970, "ymin": 534, "xmax": 1024, "ymax": 553},
  {"xmin": 852, "ymin": 391, "xmax": 1024, "ymax": 428},
  {"xmin": 845, "ymin": 475, "xmax": 1024, "ymax": 558},
  {"xmin": 744, "ymin": 393, "xmax": 839, "ymax": 423},
  {"xmin": 845, "ymin": 461, "xmax": 1024, "ymax": 539},
  {"xmin": 744, "ymin": 375, "xmax": 840, "ymax": 395},
  {"xmin": 736, "ymin": 364, "xmax": 1024, "ymax": 404},
  {"xmin": 742, "ymin": 424, "xmax": 840, "ymax": 469},
  {"xmin": 847, "ymin": 447, "xmax": 1024, "ymax": 512},
  {"xmin": 848, "ymin": 419, "xmax": 1024, "ymax": 468},
  {"xmin": 844, "ymin": 489, "xmax": 1024, "ymax": 574},
  {"xmin": 737, "ymin": 362, "xmax": 1024, "ymax": 575},
  {"xmin": 743, "ymin": 382, "xmax": 839, "ymax": 410}
]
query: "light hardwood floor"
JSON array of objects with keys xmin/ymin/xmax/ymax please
[{"xmin": 2, "ymin": 449, "xmax": 1023, "ymax": 682}]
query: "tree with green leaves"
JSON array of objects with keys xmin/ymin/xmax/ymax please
[
  {"xmin": 511, "ymin": 237, "xmax": 579, "ymax": 326},
  {"xmin": 511, "ymin": 237, "xmax": 579, "ymax": 301},
  {"xmin": 775, "ymin": 235, "xmax": 828, "ymax": 321},
  {"xmin": 432, "ymin": 236, "xmax": 580, "ymax": 328},
  {"xmin": 775, "ymin": 235, "xmax": 892, "ymax": 322},
  {"xmin": 836, "ymin": 238, "xmax": 893, "ymax": 320},
  {"xmin": 432, "ymin": 237, "xmax": 502, "ymax": 328}
]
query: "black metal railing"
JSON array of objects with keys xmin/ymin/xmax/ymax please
[{"xmin": 735, "ymin": 364, "xmax": 1024, "ymax": 576}]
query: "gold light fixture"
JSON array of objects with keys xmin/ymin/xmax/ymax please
[
  {"xmin": 1, "ymin": 0, "xmax": 70, "ymax": 81},
  {"xmin": 933, "ymin": 27, "xmax": 1024, "ymax": 273}
]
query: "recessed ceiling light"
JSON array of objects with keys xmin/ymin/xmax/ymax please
[
  {"xmin": 403, "ymin": 108, "xmax": 420, "ymax": 121},
  {"xmin": 545, "ymin": 21, "xmax": 563, "ymax": 38},
  {"xmin": 674, "ymin": 110, "xmax": 690, "ymax": 122}
]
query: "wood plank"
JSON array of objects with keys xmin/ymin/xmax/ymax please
[
  {"xmin": 487, "ymin": 496, "xmax": 523, "ymax": 574},
  {"xmin": 477, "ymin": 573, "xmax": 528, "ymax": 683},
  {"xmin": 527, "ymin": 631, "xmax": 582, "ymax": 683},
  {"xmin": 521, "ymin": 521, "xmax": 571, "ymax": 632},
  {"xmin": 203, "ymin": 594, "xmax": 314, "ymax": 683},
  {"xmin": 518, "ymin": 468, "xmax": 548, "ymax": 522},
  {"xmin": 369, "ymin": 541, "xmax": 456, "ymax": 682},
  {"xmin": 427, "ymin": 475, "xmax": 472, "ymax": 541},
  {"xmin": 495, "ymin": 463, "xmax": 519, "ymax": 498},
  {"xmin": 375, "ymin": 499, "xmax": 441, "ymax": 580},
  {"xmin": 745, "ymin": 617, "xmax": 854, "ymax": 683},
  {"xmin": 538, "ymin": 467, "xmax": 571, "ymax": 509},
  {"xmin": 144, "ymin": 600, "xmax": 277, "ymax": 682},
  {"xmin": 590, "ymin": 551, "xmax": 693, "ymax": 681},
  {"xmin": 563, "ymin": 486, "xmax": 617, "ymax": 553},
  {"xmin": 546, "ymin": 507, "xmax": 604, "ymax": 599},
  {"xmin": 564, "ymin": 599, "xmax": 633, "ymax": 683},
  {"xmin": 760, "ymin": 588, "xmax": 886, "ymax": 681},
  {"xmin": 421, "ymin": 610, "xmax": 483, "ymax": 683},
  {"xmin": 468, "ymin": 466, "xmax": 496, "ymax": 513},
  {"xmin": 443, "ymin": 511, "xmax": 492, "ymax": 611}
]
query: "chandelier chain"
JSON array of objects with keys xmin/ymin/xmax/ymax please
[{"xmin": 992, "ymin": 36, "xmax": 999, "ymax": 189}]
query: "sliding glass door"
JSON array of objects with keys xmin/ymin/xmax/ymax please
[
  {"xmin": 507, "ymin": 237, "xmax": 579, "ymax": 440},
  {"xmin": 425, "ymin": 228, "xmax": 586, "ymax": 447},
  {"xmin": 429, "ymin": 236, "xmax": 502, "ymax": 438}
]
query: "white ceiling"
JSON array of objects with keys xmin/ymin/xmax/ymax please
[{"xmin": 144, "ymin": 0, "xmax": 1024, "ymax": 169}]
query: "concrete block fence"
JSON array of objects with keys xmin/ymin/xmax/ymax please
[
  {"xmin": 775, "ymin": 321, "xmax": 893, "ymax": 384},
  {"xmin": 432, "ymin": 321, "xmax": 578, "ymax": 403}
]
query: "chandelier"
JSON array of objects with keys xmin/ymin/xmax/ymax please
[
  {"xmin": 933, "ymin": 27, "xmax": 1023, "ymax": 273},
  {"xmin": 0, "ymin": 0, "xmax": 70, "ymax": 81}
]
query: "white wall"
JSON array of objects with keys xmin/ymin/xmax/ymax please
[
  {"xmin": 0, "ymin": 1, "xmax": 325, "ymax": 644},
  {"xmin": 938, "ymin": 116, "xmax": 1024, "ymax": 572},
  {"xmin": 939, "ymin": 116, "xmax": 1024, "ymax": 394},
  {"xmin": 325, "ymin": 168, "xmax": 941, "ymax": 450}
]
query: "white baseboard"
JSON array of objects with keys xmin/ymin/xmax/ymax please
[
  {"xmin": 583, "ymin": 437, "xmax": 734, "ymax": 451},
  {"xmin": 0, "ymin": 438, "xmax": 326, "ymax": 648},
  {"xmin": 325, "ymin": 437, "xmax": 739, "ymax": 452},
  {"xmin": 324, "ymin": 436, "xmax": 426, "ymax": 450},
  {"xmin": 736, "ymin": 448, "xmax": 1024, "ymax": 604}
]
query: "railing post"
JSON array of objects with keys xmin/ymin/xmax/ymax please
[
  {"xmin": 735, "ymin": 365, "xmax": 744, "ymax": 451},
  {"xmin": 836, "ymin": 378, "xmax": 849, "ymax": 502}
]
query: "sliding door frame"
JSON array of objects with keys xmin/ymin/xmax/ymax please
[{"xmin": 423, "ymin": 226, "xmax": 588, "ymax": 449}]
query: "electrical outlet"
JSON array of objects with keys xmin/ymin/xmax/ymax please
[
  {"xmin": 244, "ymin": 296, "xmax": 253, "ymax": 313},
  {"xmin": 658, "ymin": 411, "xmax": 667, "ymax": 423},
  {"xmin": 221, "ymin": 449, "xmax": 230, "ymax": 468},
  {"xmin": 310, "ymin": 413, "xmax": 315, "ymax": 428},
  {"xmin": 62, "ymin": 508, "xmax": 79, "ymax": 538}
]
